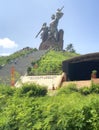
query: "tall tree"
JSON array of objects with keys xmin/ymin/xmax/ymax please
[{"xmin": 65, "ymin": 43, "xmax": 76, "ymax": 53}]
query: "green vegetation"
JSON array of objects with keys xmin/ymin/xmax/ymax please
[
  {"xmin": 92, "ymin": 70, "xmax": 97, "ymax": 74},
  {"xmin": 65, "ymin": 43, "xmax": 76, "ymax": 53},
  {"xmin": 58, "ymin": 82, "xmax": 99, "ymax": 95},
  {"xmin": 0, "ymin": 83, "xmax": 99, "ymax": 129},
  {"xmin": 0, "ymin": 47, "xmax": 37, "ymax": 66},
  {"xmin": 15, "ymin": 83, "xmax": 47, "ymax": 97},
  {"xmin": 27, "ymin": 50, "xmax": 79, "ymax": 75},
  {"xmin": 0, "ymin": 47, "xmax": 98, "ymax": 129},
  {"xmin": 0, "ymin": 46, "xmax": 79, "ymax": 76}
]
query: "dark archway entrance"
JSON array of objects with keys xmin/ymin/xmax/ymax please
[{"xmin": 62, "ymin": 53, "xmax": 99, "ymax": 81}]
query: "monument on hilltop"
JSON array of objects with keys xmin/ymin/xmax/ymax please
[{"xmin": 35, "ymin": 6, "xmax": 64, "ymax": 50}]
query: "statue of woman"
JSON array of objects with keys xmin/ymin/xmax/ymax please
[{"xmin": 49, "ymin": 7, "xmax": 64, "ymax": 41}]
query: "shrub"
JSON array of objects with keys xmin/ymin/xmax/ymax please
[
  {"xmin": 58, "ymin": 83, "xmax": 78, "ymax": 95},
  {"xmin": 27, "ymin": 67, "xmax": 32, "ymax": 75},
  {"xmin": 0, "ymin": 85, "xmax": 15, "ymax": 96},
  {"xmin": 90, "ymin": 82, "xmax": 99, "ymax": 94},
  {"xmin": 67, "ymin": 83, "xmax": 78, "ymax": 92},
  {"xmin": 91, "ymin": 70, "xmax": 97, "ymax": 74},
  {"xmin": 16, "ymin": 83, "xmax": 47, "ymax": 97},
  {"xmin": 82, "ymin": 102, "xmax": 99, "ymax": 130},
  {"xmin": 0, "ymin": 84, "xmax": 99, "ymax": 129},
  {"xmin": 79, "ymin": 87, "xmax": 91, "ymax": 95},
  {"xmin": 78, "ymin": 82, "xmax": 99, "ymax": 95}
]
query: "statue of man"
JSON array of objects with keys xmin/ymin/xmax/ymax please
[
  {"xmin": 49, "ymin": 7, "xmax": 64, "ymax": 41},
  {"xmin": 35, "ymin": 22, "xmax": 48, "ymax": 42}
]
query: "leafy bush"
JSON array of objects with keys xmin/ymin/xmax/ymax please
[
  {"xmin": 16, "ymin": 83, "xmax": 47, "ymax": 97},
  {"xmin": 0, "ymin": 84, "xmax": 15, "ymax": 96},
  {"xmin": 0, "ymin": 84, "xmax": 99, "ymax": 129},
  {"xmin": 82, "ymin": 100, "xmax": 99, "ymax": 130},
  {"xmin": 59, "ymin": 82, "xmax": 99, "ymax": 96},
  {"xmin": 58, "ymin": 83, "xmax": 78, "ymax": 95},
  {"xmin": 67, "ymin": 83, "xmax": 78, "ymax": 92},
  {"xmin": 79, "ymin": 82, "xmax": 99, "ymax": 95},
  {"xmin": 27, "ymin": 67, "xmax": 32, "ymax": 75},
  {"xmin": 90, "ymin": 82, "xmax": 99, "ymax": 94},
  {"xmin": 79, "ymin": 87, "xmax": 91, "ymax": 95}
]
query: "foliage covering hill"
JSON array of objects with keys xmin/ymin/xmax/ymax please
[
  {"xmin": 0, "ymin": 48, "xmax": 99, "ymax": 129},
  {"xmin": 27, "ymin": 50, "xmax": 79, "ymax": 75},
  {"xmin": 0, "ymin": 47, "xmax": 79, "ymax": 75},
  {"xmin": 0, "ymin": 83, "xmax": 99, "ymax": 129},
  {"xmin": 0, "ymin": 47, "xmax": 37, "ymax": 66}
]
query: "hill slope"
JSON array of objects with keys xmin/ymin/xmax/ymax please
[
  {"xmin": 0, "ymin": 50, "xmax": 47, "ymax": 85},
  {"xmin": 0, "ymin": 48, "xmax": 79, "ymax": 85},
  {"xmin": 28, "ymin": 50, "xmax": 79, "ymax": 75}
]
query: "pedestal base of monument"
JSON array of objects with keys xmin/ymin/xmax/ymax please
[
  {"xmin": 39, "ymin": 40, "xmax": 63, "ymax": 51},
  {"xmin": 39, "ymin": 29, "xmax": 64, "ymax": 51}
]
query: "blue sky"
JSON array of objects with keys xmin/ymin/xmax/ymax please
[{"xmin": 0, "ymin": 0, "xmax": 99, "ymax": 56}]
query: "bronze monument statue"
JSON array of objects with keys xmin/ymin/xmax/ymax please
[
  {"xmin": 35, "ymin": 6, "xmax": 64, "ymax": 50},
  {"xmin": 35, "ymin": 22, "xmax": 49, "ymax": 42}
]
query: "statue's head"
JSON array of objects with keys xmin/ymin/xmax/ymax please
[
  {"xmin": 57, "ymin": 8, "xmax": 61, "ymax": 12},
  {"xmin": 43, "ymin": 22, "xmax": 47, "ymax": 26},
  {"xmin": 51, "ymin": 14, "xmax": 55, "ymax": 19}
]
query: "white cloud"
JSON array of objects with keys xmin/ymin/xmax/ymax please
[
  {"xmin": 0, "ymin": 53, "xmax": 11, "ymax": 56},
  {"xmin": 0, "ymin": 38, "xmax": 18, "ymax": 49}
]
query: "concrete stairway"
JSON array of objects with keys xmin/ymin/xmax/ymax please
[{"xmin": 0, "ymin": 50, "xmax": 47, "ymax": 85}]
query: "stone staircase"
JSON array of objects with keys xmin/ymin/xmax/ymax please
[{"xmin": 0, "ymin": 50, "xmax": 47, "ymax": 85}]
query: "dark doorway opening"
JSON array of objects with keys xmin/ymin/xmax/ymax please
[{"xmin": 68, "ymin": 60, "xmax": 99, "ymax": 81}]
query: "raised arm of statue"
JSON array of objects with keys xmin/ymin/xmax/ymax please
[
  {"xmin": 35, "ymin": 23, "xmax": 49, "ymax": 42},
  {"xmin": 35, "ymin": 28, "xmax": 42, "ymax": 38},
  {"xmin": 56, "ymin": 6, "xmax": 64, "ymax": 20}
]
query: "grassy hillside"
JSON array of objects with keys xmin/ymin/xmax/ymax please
[
  {"xmin": 0, "ymin": 83, "xmax": 99, "ymax": 129},
  {"xmin": 0, "ymin": 47, "xmax": 37, "ymax": 66},
  {"xmin": 27, "ymin": 50, "xmax": 79, "ymax": 75},
  {"xmin": 0, "ymin": 48, "xmax": 98, "ymax": 129},
  {"xmin": 0, "ymin": 48, "xmax": 79, "ymax": 75}
]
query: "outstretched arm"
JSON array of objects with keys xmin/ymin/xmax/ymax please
[{"xmin": 35, "ymin": 28, "xmax": 42, "ymax": 38}]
